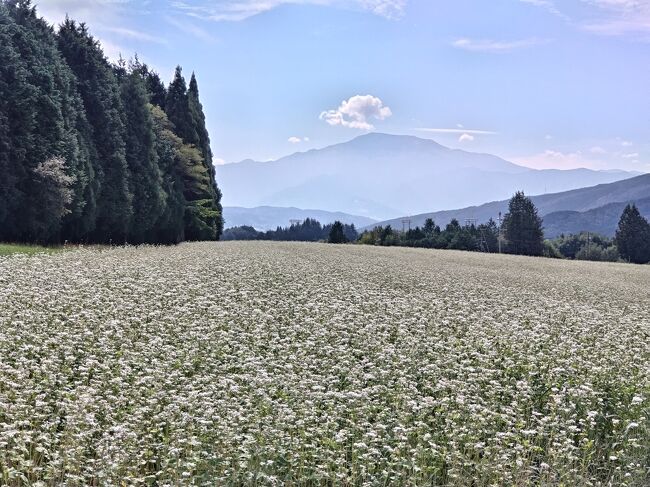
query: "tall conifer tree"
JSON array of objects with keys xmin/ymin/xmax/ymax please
[
  {"xmin": 120, "ymin": 71, "xmax": 165, "ymax": 243},
  {"xmin": 614, "ymin": 204, "xmax": 650, "ymax": 264},
  {"xmin": 0, "ymin": 1, "xmax": 93, "ymax": 243},
  {"xmin": 188, "ymin": 72, "xmax": 223, "ymax": 238},
  {"xmin": 1, "ymin": 2, "xmax": 223, "ymax": 244},
  {"xmin": 502, "ymin": 191, "xmax": 544, "ymax": 256},
  {"xmin": 57, "ymin": 19, "xmax": 132, "ymax": 243},
  {"xmin": 165, "ymin": 66, "xmax": 223, "ymax": 240}
]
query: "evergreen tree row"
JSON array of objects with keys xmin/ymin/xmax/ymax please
[
  {"xmin": 222, "ymin": 218, "xmax": 359, "ymax": 243},
  {"xmin": 0, "ymin": 1, "xmax": 223, "ymax": 244}
]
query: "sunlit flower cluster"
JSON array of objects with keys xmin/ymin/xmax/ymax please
[{"xmin": 0, "ymin": 242, "xmax": 648, "ymax": 485}]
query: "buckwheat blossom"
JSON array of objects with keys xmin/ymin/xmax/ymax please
[{"xmin": 0, "ymin": 242, "xmax": 648, "ymax": 485}]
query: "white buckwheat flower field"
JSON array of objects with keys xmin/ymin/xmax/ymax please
[{"xmin": 0, "ymin": 241, "xmax": 648, "ymax": 485}]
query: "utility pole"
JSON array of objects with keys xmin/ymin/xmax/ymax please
[{"xmin": 498, "ymin": 212, "xmax": 503, "ymax": 254}]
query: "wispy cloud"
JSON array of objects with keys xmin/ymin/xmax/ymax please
[
  {"xmin": 415, "ymin": 128, "xmax": 497, "ymax": 135},
  {"xmin": 452, "ymin": 37, "xmax": 549, "ymax": 52},
  {"xmin": 170, "ymin": 0, "xmax": 407, "ymax": 22},
  {"xmin": 518, "ymin": 0, "xmax": 569, "ymax": 20},
  {"xmin": 619, "ymin": 138, "xmax": 633, "ymax": 147},
  {"xmin": 320, "ymin": 95, "xmax": 392, "ymax": 130},
  {"xmin": 288, "ymin": 136, "xmax": 310, "ymax": 143},
  {"xmin": 519, "ymin": 0, "xmax": 650, "ymax": 39},
  {"xmin": 100, "ymin": 26, "xmax": 168, "ymax": 44},
  {"xmin": 164, "ymin": 16, "xmax": 219, "ymax": 43},
  {"xmin": 580, "ymin": 0, "xmax": 650, "ymax": 39}
]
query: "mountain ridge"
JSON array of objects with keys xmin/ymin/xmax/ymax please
[
  {"xmin": 366, "ymin": 173, "xmax": 650, "ymax": 235},
  {"xmin": 223, "ymin": 206, "xmax": 376, "ymax": 231},
  {"xmin": 217, "ymin": 133, "xmax": 639, "ymax": 220}
]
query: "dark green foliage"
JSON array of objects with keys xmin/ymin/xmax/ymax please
[
  {"xmin": 548, "ymin": 232, "xmax": 620, "ymax": 262},
  {"xmin": 185, "ymin": 199, "xmax": 221, "ymax": 241},
  {"xmin": 222, "ymin": 219, "xmax": 358, "ymax": 242},
  {"xmin": 543, "ymin": 240, "xmax": 563, "ymax": 259},
  {"xmin": 57, "ymin": 18, "xmax": 132, "ymax": 242},
  {"xmin": 358, "ymin": 218, "xmax": 499, "ymax": 253},
  {"xmin": 270, "ymin": 218, "xmax": 324, "ymax": 241},
  {"xmin": 0, "ymin": 1, "xmax": 94, "ymax": 243},
  {"xmin": 165, "ymin": 66, "xmax": 222, "ymax": 241},
  {"xmin": 328, "ymin": 221, "xmax": 348, "ymax": 244},
  {"xmin": 0, "ymin": 2, "xmax": 223, "ymax": 244},
  {"xmin": 188, "ymin": 72, "xmax": 223, "ymax": 237},
  {"xmin": 614, "ymin": 204, "xmax": 650, "ymax": 264},
  {"xmin": 119, "ymin": 70, "xmax": 166, "ymax": 243},
  {"xmin": 423, "ymin": 218, "xmax": 440, "ymax": 237},
  {"xmin": 221, "ymin": 225, "xmax": 260, "ymax": 241},
  {"xmin": 165, "ymin": 67, "xmax": 198, "ymax": 144},
  {"xmin": 502, "ymin": 191, "xmax": 544, "ymax": 256},
  {"xmin": 148, "ymin": 105, "xmax": 186, "ymax": 243},
  {"xmin": 130, "ymin": 57, "xmax": 167, "ymax": 109}
]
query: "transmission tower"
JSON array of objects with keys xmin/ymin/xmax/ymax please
[{"xmin": 401, "ymin": 217, "xmax": 411, "ymax": 233}]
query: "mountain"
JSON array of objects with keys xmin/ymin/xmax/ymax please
[
  {"xmin": 223, "ymin": 206, "xmax": 376, "ymax": 231},
  {"xmin": 368, "ymin": 173, "xmax": 650, "ymax": 234},
  {"xmin": 543, "ymin": 197, "xmax": 650, "ymax": 238},
  {"xmin": 216, "ymin": 133, "xmax": 638, "ymax": 220}
]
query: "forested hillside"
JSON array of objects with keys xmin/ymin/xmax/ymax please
[{"xmin": 0, "ymin": 1, "xmax": 223, "ymax": 244}]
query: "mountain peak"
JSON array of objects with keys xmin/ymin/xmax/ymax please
[
  {"xmin": 345, "ymin": 132, "xmax": 445, "ymax": 150},
  {"xmin": 218, "ymin": 134, "xmax": 638, "ymax": 219}
]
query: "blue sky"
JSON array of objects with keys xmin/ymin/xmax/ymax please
[{"xmin": 38, "ymin": 0, "xmax": 649, "ymax": 171}]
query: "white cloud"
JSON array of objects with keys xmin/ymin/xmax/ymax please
[
  {"xmin": 415, "ymin": 128, "xmax": 497, "ymax": 135},
  {"xmin": 622, "ymin": 152, "xmax": 639, "ymax": 158},
  {"xmin": 288, "ymin": 136, "xmax": 310, "ymax": 143},
  {"xmin": 359, "ymin": 0, "xmax": 407, "ymax": 19},
  {"xmin": 519, "ymin": 0, "xmax": 569, "ymax": 20},
  {"xmin": 620, "ymin": 139, "xmax": 633, "ymax": 147},
  {"xmin": 519, "ymin": 0, "xmax": 650, "ymax": 39},
  {"xmin": 36, "ymin": 1, "xmax": 158, "ymax": 62},
  {"xmin": 590, "ymin": 146, "xmax": 607, "ymax": 154},
  {"xmin": 545, "ymin": 134, "xmax": 553, "ymax": 140},
  {"xmin": 320, "ymin": 95, "xmax": 392, "ymax": 130},
  {"xmin": 213, "ymin": 157, "xmax": 226, "ymax": 166},
  {"xmin": 36, "ymin": 0, "xmax": 133, "ymax": 26},
  {"xmin": 458, "ymin": 133, "xmax": 474, "ymax": 143},
  {"xmin": 171, "ymin": 0, "xmax": 407, "ymax": 22},
  {"xmin": 452, "ymin": 37, "xmax": 549, "ymax": 52},
  {"xmin": 580, "ymin": 0, "xmax": 650, "ymax": 39}
]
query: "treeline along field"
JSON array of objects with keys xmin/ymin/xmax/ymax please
[
  {"xmin": 0, "ymin": 1, "xmax": 223, "ymax": 245},
  {"xmin": 0, "ymin": 242, "xmax": 648, "ymax": 485}
]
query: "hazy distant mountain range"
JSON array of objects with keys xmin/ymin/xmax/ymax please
[
  {"xmin": 223, "ymin": 206, "xmax": 376, "ymax": 231},
  {"xmin": 369, "ymin": 173, "xmax": 650, "ymax": 238},
  {"xmin": 217, "ymin": 133, "xmax": 639, "ymax": 221},
  {"xmin": 543, "ymin": 197, "xmax": 650, "ymax": 238}
]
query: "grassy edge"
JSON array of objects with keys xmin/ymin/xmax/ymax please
[{"xmin": 0, "ymin": 243, "xmax": 63, "ymax": 257}]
